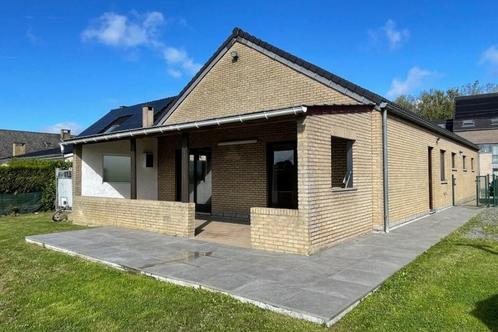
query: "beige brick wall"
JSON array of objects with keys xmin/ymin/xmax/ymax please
[
  {"xmin": 250, "ymin": 207, "xmax": 309, "ymax": 255},
  {"xmin": 73, "ymin": 144, "xmax": 82, "ymax": 197},
  {"xmin": 157, "ymin": 121, "xmax": 296, "ymax": 217},
  {"xmin": 71, "ymin": 195, "xmax": 195, "ymax": 237},
  {"xmin": 164, "ymin": 42, "xmax": 357, "ymax": 125},
  {"xmin": 387, "ymin": 115, "xmax": 478, "ymax": 224},
  {"xmin": 455, "ymin": 129, "xmax": 498, "ymax": 144},
  {"xmin": 298, "ymin": 108, "xmax": 375, "ymax": 253}
]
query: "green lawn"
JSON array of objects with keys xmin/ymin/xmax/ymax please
[{"xmin": 0, "ymin": 211, "xmax": 497, "ymax": 331}]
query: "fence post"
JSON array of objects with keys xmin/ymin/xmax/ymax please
[{"xmin": 476, "ymin": 176, "xmax": 479, "ymax": 207}]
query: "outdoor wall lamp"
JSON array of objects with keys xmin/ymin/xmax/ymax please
[{"xmin": 231, "ymin": 50, "xmax": 239, "ymax": 62}]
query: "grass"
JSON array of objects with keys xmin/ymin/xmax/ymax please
[{"xmin": 0, "ymin": 211, "xmax": 497, "ymax": 331}]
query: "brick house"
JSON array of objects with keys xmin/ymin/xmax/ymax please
[{"xmin": 64, "ymin": 28, "xmax": 478, "ymax": 255}]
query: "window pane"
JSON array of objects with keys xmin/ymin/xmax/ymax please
[
  {"xmin": 440, "ymin": 150, "xmax": 446, "ymax": 181},
  {"xmin": 103, "ymin": 155, "xmax": 130, "ymax": 182},
  {"xmin": 269, "ymin": 143, "xmax": 297, "ymax": 209},
  {"xmin": 331, "ymin": 136, "xmax": 354, "ymax": 188}
]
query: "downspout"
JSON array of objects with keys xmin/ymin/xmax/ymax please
[{"xmin": 380, "ymin": 102, "xmax": 389, "ymax": 233}]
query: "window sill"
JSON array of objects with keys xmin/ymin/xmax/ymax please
[
  {"xmin": 331, "ymin": 187, "xmax": 358, "ymax": 193},
  {"xmin": 463, "ymin": 169, "xmax": 468, "ymax": 172},
  {"xmin": 441, "ymin": 180, "xmax": 448, "ymax": 184},
  {"xmin": 452, "ymin": 168, "xmax": 457, "ymax": 171}
]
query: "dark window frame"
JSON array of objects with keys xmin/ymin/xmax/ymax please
[
  {"xmin": 331, "ymin": 136, "xmax": 355, "ymax": 189},
  {"xmin": 463, "ymin": 155, "xmax": 467, "ymax": 170},
  {"xmin": 451, "ymin": 152, "xmax": 456, "ymax": 169},
  {"xmin": 440, "ymin": 149, "xmax": 446, "ymax": 182},
  {"xmin": 267, "ymin": 141, "xmax": 298, "ymax": 209}
]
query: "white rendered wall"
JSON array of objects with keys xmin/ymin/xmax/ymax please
[
  {"xmin": 81, "ymin": 141, "xmax": 131, "ymax": 198},
  {"xmin": 81, "ymin": 138, "xmax": 158, "ymax": 199},
  {"xmin": 137, "ymin": 137, "xmax": 158, "ymax": 200}
]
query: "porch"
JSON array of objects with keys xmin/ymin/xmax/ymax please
[{"xmin": 72, "ymin": 117, "xmax": 309, "ymax": 254}]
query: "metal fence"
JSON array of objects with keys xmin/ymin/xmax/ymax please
[
  {"xmin": 0, "ymin": 192, "xmax": 43, "ymax": 215},
  {"xmin": 476, "ymin": 175, "xmax": 498, "ymax": 207}
]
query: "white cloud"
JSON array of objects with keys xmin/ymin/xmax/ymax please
[
  {"xmin": 163, "ymin": 47, "xmax": 202, "ymax": 77},
  {"xmin": 369, "ymin": 19, "xmax": 409, "ymax": 50},
  {"xmin": 26, "ymin": 27, "xmax": 42, "ymax": 45},
  {"xmin": 82, "ymin": 11, "xmax": 200, "ymax": 78},
  {"xmin": 44, "ymin": 122, "xmax": 83, "ymax": 135},
  {"xmin": 480, "ymin": 45, "xmax": 498, "ymax": 74},
  {"xmin": 81, "ymin": 11, "xmax": 164, "ymax": 48},
  {"xmin": 387, "ymin": 67, "xmax": 434, "ymax": 98}
]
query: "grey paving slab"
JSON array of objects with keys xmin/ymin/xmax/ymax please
[{"xmin": 25, "ymin": 206, "xmax": 480, "ymax": 326}]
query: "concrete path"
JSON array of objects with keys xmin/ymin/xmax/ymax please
[{"xmin": 26, "ymin": 206, "xmax": 480, "ymax": 326}]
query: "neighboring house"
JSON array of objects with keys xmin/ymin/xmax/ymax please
[
  {"xmin": 452, "ymin": 93, "xmax": 498, "ymax": 177},
  {"xmin": 64, "ymin": 28, "xmax": 478, "ymax": 255},
  {"xmin": 0, "ymin": 129, "xmax": 72, "ymax": 164}
]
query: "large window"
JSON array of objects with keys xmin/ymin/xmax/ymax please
[
  {"xmin": 103, "ymin": 155, "xmax": 130, "ymax": 182},
  {"xmin": 440, "ymin": 150, "xmax": 446, "ymax": 181},
  {"xmin": 268, "ymin": 142, "xmax": 297, "ymax": 209},
  {"xmin": 331, "ymin": 136, "xmax": 354, "ymax": 189}
]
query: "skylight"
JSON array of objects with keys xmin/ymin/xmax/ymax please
[{"xmin": 100, "ymin": 115, "xmax": 131, "ymax": 134}]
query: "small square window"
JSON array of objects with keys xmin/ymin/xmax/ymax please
[
  {"xmin": 145, "ymin": 152, "xmax": 153, "ymax": 168},
  {"xmin": 331, "ymin": 136, "xmax": 354, "ymax": 189}
]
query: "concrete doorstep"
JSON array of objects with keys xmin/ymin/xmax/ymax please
[{"xmin": 26, "ymin": 206, "xmax": 479, "ymax": 326}]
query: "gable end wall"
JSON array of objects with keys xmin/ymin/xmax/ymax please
[{"xmin": 165, "ymin": 42, "xmax": 357, "ymax": 125}]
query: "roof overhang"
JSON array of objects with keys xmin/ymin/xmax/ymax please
[{"xmin": 62, "ymin": 106, "xmax": 307, "ymax": 146}]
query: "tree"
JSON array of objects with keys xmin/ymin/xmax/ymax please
[{"xmin": 393, "ymin": 81, "xmax": 498, "ymax": 121}]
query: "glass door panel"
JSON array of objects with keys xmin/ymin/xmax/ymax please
[{"xmin": 268, "ymin": 142, "xmax": 297, "ymax": 209}]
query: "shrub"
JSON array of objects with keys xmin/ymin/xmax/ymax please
[{"xmin": 0, "ymin": 159, "xmax": 71, "ymax": 211}]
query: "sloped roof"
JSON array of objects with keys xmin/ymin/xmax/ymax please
[
  {"xmin": 152, "ymin": 27, "xmax": 477, "ymax": 150},
  {"xmin": 73, "ymin": 27, "xmax": 478, "ymax": 150},
  {"xmin": 79, "ymin": 97, "xmax": 176, "ymax": 137},
  {"xmin": 0, "ymin": 129, "xmax": 61, "ymax": 159}
]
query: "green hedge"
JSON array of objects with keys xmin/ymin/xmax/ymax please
[{"xmin": 0, "ymin": 159, "xmax": 71, "ymax": 211}]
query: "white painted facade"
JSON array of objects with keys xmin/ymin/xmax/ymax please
[{"xmin": 81, "ymin": 138, "xmax": 158, "ymax": 199}]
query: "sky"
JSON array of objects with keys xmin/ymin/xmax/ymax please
[{"xmin": 1, "ymin": 1, "xmax": 498, "ymax": 134}]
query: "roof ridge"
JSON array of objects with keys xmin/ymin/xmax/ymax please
[
  {"xmin": 112, "ymin": 96, "xmax": 176, "ymax": 111},
  {"xmin": 0, "ymin": 128, "xmax": 60, "ymax": 136}
]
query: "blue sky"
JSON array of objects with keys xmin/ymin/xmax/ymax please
[{"xmin": 1, "ymin": 1, "xmax": 498, "ymax": 134}]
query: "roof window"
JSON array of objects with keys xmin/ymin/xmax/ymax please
[
  {"xmin": 461, "ymin": 119, "xmax": 475, "ymax": 128},
  {"xmin": 100, "ymin": 115, "xmax": 131, "ymax": 134}
]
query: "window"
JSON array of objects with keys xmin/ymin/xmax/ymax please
[
  {"xmin": 103, "ymin": 155, "xmax": 130, "ymax": 182},
  {"xmin": 492, "ymin": 118, "xmax": 498, "ymax": 126},
  {"xmin": 471, "ymin": 157, "xmax": 474, "ymax": 171},
  {"xmin": 100, "ymin": 115, "xmax": 131, "ymax": 134},
  {"xmin": 462, "ymin": 155, "xmax": 467, "ymax": 170},
  {"xmin": 461, "ymin": 120, "xmax": 475, "ymax": 128},
  {"xmin": 480, "ymin": 144, "xmax": 491, "ymax": 153},
  {"xmin": 451, "ymin": 152, "xmax": 456, "ymax": 169},
  {"xmin": 440, "ymin": 150, "xmax": 446, "ymax": 181},
  {"xmin": 331, "ymin": 136, "xmax": 354, "ymax": 189},
  {"xmin": 268, "ymin": 142, "xmax": 297, "ymax": 209},
  {"xmin": 145, "ymin": 152, "xmax": 153, "ymax": 168}
]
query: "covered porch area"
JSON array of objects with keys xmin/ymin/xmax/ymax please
[{"xmin": 71, "ymin": 108, "xmax": 309, "ymax": 254}]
